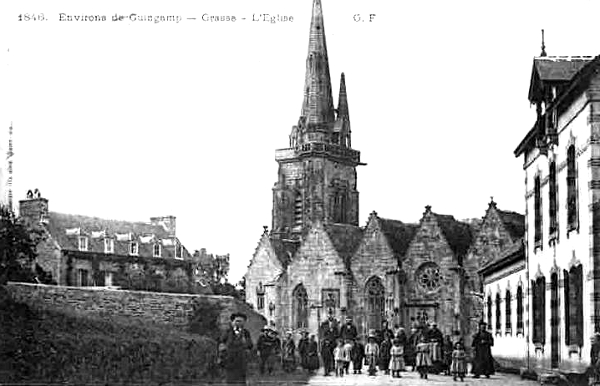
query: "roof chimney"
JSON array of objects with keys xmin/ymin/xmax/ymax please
[{"xmin": 19, "ymin": 189, "xmax": 49, "ymax": 226}]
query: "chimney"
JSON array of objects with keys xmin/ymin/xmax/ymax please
[
  {"xmin": 150, "ymin": 215, "xmax": 176, "ymax": 237},
  {"xmin": 19, "ymin": 189, "xmax": 49, "ymax": 225}
]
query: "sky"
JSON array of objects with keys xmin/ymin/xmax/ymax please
[{"xmin": 1, "ymin": 0, "xmax": 599, "ymax": 283}]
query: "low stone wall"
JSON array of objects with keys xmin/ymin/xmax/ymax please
[{"xmin": 5, "ymin": 282, "xmax": 266, "ymax": 339}]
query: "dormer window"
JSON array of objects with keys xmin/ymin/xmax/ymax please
[
  {"xmin": 130, "ymin": 241, "xmax": 139, "ymax": 256},
  {"xmin": 153, "ymin": 243, "xmax": 161, "ymax": 257},
  {"xmin": 78, "ymin": 236, "xmax": 88, "ymax": 252},
  {"xmin": 104, "ymin": 238, "xmax": 114, "ymax": 254},
  {"xmin": 175, "ymin": 244, "xmax": 183, "ymax": 259}
]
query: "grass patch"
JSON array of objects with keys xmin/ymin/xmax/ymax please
[{"xmin": 0, "ymin": 287, "xmax": 219, "ymax": 384}]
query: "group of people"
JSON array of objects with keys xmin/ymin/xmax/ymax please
[
  {"xmin": 218, "ymin": 312, "xmax": 496, "ymax": 384},
  {"xmin": 255, "ymin": 326, "xmax": 320, "ymax": 375}
]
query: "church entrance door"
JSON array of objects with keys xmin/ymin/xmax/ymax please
[{"xmin": 365, "ymin": 276, "xmax": 385, "ymax": 332}]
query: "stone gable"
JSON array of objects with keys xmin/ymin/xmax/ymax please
[
  {"xmin": 402, "ymin": 207, "xmax": 465, "ymax": 335},
  {"xmin": 349, "ymin": 213, "xmax": 403, "ymax": 336},
  {"xmin": 245, "ymin": 232, "xmax": 287, "ymax": 322},
  {"xmin": 284, "ymin": 221, "xmax": 347, "ymax": 332}
]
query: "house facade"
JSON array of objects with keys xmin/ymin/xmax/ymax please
[
  {"xmin": 514, "ymin": 51, "xmax": 600, "ymax": 374},
  {"xmin": 19, "ymin": 190, "xmax": 210, "ymax": 294}
]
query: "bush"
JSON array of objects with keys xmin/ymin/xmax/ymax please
[
  {"xmin": 188, "ymin": 297, "xmax": 222, "ymax": 341},
  {"xmin": 0, "ymin": 290, "xmax": 218, "ymax": 384}
]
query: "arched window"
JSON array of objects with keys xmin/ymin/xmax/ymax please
[
  {"xmin": 505, "ymin": 289, "xmax": 512, "ymax": 335},
  {"xmin": 549, "ymin": 160, "xmax": 558, "ymax": 235},
  {"xmin": 567, "ymin": 145, "xmax": 578, "ymax": 231},
  {"xmin": 532, "ymin": 276, "xmax": 546, "ymax": 344},
  {"xmin": 516, "ymin": 285, "xmax": 524, "ymax": 334},
  {"xmin": 534, "ymin": 175, "xmax": 542, "ymax": 246},
  {"xmin": 487, "ymin": 295, "xmax": 492, "ymax": 329},
  {"xmin": 365, "ymin": 276, "xmax": 385, "ymax": 331},
  {"xmin": 567, "ymin": 264, "xmax": 584, "ymax": 346},
  {"xmin": 293, "ymin": 284, "xmax": 309, "ymax": 329},
  {"xmin": 495, "ymin": 292, "xmax": 502, "ymax": 334}
]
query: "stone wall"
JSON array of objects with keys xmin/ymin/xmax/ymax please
[{"xmin": 5, "ymin": 282, "xmax": 266, "ymax": 339}]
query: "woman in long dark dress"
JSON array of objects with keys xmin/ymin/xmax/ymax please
[
  {"xmin": 378, "ymin": 330, "xmax": 392, "ymax": 375},
  {"xmin": 321, "ymin": 338, "xmax": 334, "ymax": 376},
  {"xmin": 305, "ymin": 335, "xmax": 320, "ymax": 374}
]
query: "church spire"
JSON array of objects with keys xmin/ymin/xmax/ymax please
[
  {"xmin": 334, "ymin": 72, "xmax": 351, "ymax": 147},
  {"xmin": 301, "ymin": 0, "xmax": 335, "ymax": 131},
  {"xmin": 337, "ymin": 72, "xmax": 349, "ymax": 118}
]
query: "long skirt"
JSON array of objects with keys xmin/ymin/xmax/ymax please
[
  {"xmin": 415, "ymin": 352, "xmax": 432, "ymax": 368},
  {"xmin": 390, "ymin": 355, "xmax": 405, "ymax": 371},
  {"xmin": 306, "ymin": 353, "xmax": 319, "ymax": 371},
  {"xmin": 451, "ymin": 358, "xmax": 467, "ymax": 376}
]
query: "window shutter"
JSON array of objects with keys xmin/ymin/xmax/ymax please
[{"xmin": 564, "ymin": 270, "xmax": 570, "ymax": 345}]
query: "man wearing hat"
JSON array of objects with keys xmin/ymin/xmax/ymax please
[
  {"xmin": 257, "ymin": 326, "xmax": 280, "ymax": 375},
  {"xmin": 297, "ymin": 330, "xmax": 310, "ymax": 372},
  {"xmin": 219, "ymin": 312, "xmax": 253, "ymax": 384},
  {"xmin": 471, "ymin": 320, "xmax": 495, "ymax": 378},
  {"xmin": 339, "ymin": 317, "xmax": 358, "ymax": 341}
]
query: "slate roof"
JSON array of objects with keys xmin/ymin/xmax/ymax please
[
  {"xmin": 324, "ymin": 223, "xmax": 364, "ymax": 267},
  {"xmin": 270, "ymin": 237, "xmax": 300, "ymax": 268},
  {"xmin": 378, "ymin": 218, "xmax": 418, "ymax": 257},
  {"xmin": 46, "ymin": 212, "xmax": 190, "ymax": 259},
  {"xmin": 434, "ymin": 213, "xmax": 474, "ymax": 257},
  {"xmin": 480, "ymin": 239, "xmax": 525, "ymax": 275},
  {"xmin": 534, "ymin": 56, "xmax": 592, "ymax": 82},
  {"xmin": 496, "ymin": 210, "xmax": 525, "ymax": 241}
]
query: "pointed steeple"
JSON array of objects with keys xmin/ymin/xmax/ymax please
[
  {"xmin": 337, "ymin": 72, "xmax": 349, "ymax": 118},
  {"xmin": 333, "ymin": 72, "xmax": 351, "ymax": 147},
  {"xmin": 300, "ymin": 0, "xmax": 335, "ymax": 131}
]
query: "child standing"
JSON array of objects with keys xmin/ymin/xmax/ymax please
[
  {"xmin": 351, "ymin": 338, "xmax": 365, "ymax": 374},
  {"xmin": 451, "ymin": 341, "xmax": 467, "ymax": 382},
  {"xmin": 415, "ymin": 335, "xmax": 432, "ymax": 379},
  {"xmin": 333, "ymin": 340, "xmax": 345, "ymax": 377},
  {"xmin": 342, "ymin": 339, "xmax": 353, "ymax": 375},
  {"xmin": 365, "ymin": 331, "xmax": 380, "ymax": 376},
  {"xmin": 389, "ymin": 337, "xmax": 405, "ymax": 378}
]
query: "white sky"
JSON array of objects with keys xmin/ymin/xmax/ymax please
[{"xmin": 1, "ymin": 0, "xmax": 599, "ymax": 283}]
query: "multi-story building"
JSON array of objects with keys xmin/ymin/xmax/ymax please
[
  {"xmin": 514, "ymin": 49, "xmax": 600, "ymax": 375},
  {"xmin": 19, "ymin": 190, "xmax": 210, "ymax": 294}
]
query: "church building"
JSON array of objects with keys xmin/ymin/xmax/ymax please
[{"xmin": 245, "ymin": 0, "xmax": 523, "ymax": 343}]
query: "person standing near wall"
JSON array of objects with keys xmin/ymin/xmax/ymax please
[
  {"xmin": 219, "ymin": 312, "xmax": 254, "ymax": 385},
  {"xmin": 471, "ymin": 321, "xmax": 495, "ymax": 378}
]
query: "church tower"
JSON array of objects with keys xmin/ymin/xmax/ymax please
[{"xmin": 272, "ymin": 0, "xmax": 365, "ymax": 240}]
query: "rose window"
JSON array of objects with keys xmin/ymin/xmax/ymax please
[{"xmin": 416, "ymin": 263, "xmax": 443, "ymax": 291}]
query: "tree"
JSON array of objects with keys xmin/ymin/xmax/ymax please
[
  {"xmin": 0, "ymin": 205, "xmax": 49, "ymax": 285},
  {"xmin": 192, "ymin": 249, "xmax": 230, "ymax": 285}
]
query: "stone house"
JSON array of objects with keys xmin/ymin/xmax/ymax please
[
  {"xmin": 514, "ymin": 49, "xmax": 600, "ymax": 375},
  {"xmin": 245, "ymin": 0, "xmax": 523, "ymax": 343},
  {"xmin": 19, "ymin": 190, "xmax": 210, "ymax": 294}
]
